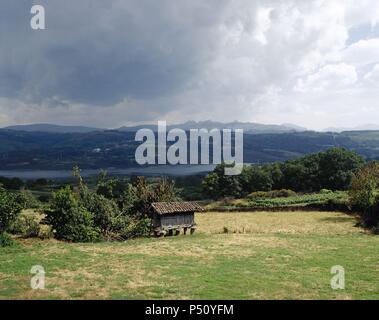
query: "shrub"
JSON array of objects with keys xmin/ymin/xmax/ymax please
[
  {"xmin": 0, "ymin": 187, "xmax": 24, "ymax": 233},
  {"xmin": 219, "ymin": 197, "xmax": 236, "ymax": 205},
  {"xmin": 130, "ymin": 177, "xmax": 179, "ymax": 214},
  {"xmin": 349, "ymin": 162, "xmax": 379, "ymax": 228},
  {"xmin": 46, "ymin": 186, "xmax": 100, "ymax": 242},
  {"xmin": 18, "ymin": 190, "xmax": 41, "ymax": 209},
  {"xmin": 113, "ymin": 215, "xmax": 151, "ymax": 239},
  {"xmin": 84, "ymin": 193, "xmax": 120, "ymax": 234},
  {"xmin": 247, "ymin": 191, "xmax": 268, "ymax": 199},
  {"xmin": 9, "ymin": 211, "xmax": 54, "ymax": 239},
  {"xmin": 0, "ymin": 232, "xmax": 15, "ymax": 247},
  {"xmin": 45, "ymin": 170, "xmax": 180, "ymax": 242},
  {"xmin": 38, "ymin": 224, "xmax": 53, "ymax": 239},
  {"xmin": 269, "ymin": 189, "xmax": 296, "ymax": 198},
  {"xmin": 10, "ymin": 212, "xmax": 41, "ymax": 238},
  {"xmin": 247, "ymin": 189, "xmax": 296, "ymax": 199}
]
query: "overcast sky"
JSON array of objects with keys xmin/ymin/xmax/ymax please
[{"xmin": 1, "ymin": 0, "xmax": 379, "ymax": 130}]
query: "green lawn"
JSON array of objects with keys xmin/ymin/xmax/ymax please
[{"xmin": 0, "ymin": 211, "xmax": 378, "ymax": 299}]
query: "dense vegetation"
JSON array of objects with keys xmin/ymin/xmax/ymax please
[
  {"xmin": 203, "ymin": 148, "xmax": 364, "ymax": 198},
  {"xmin": 0, "ymin": 187, "xmax": 24, "ymax": 246},
  {"xmin": 44, "ymin": 168, "xmax": 178, "ymax": 242},
  {"xmin": 206, "ymin": 190, "xmax": 348, "ymax": 210},
  {"xmin": 1, "ymin": 147, "xmax": 378, "ymax": 246},
  {"xmin": 202, "ymin": 148, "xmax": 379, "ymax": 232},
  {"xmin": 349, "ymin": 162, "xmax": 379, "ymax": 232},
  {"xmin": 1, "ymin": 129, "xmax": 379, "ymax": 169}
]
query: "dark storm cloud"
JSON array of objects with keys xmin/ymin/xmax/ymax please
[
  {"xmin": 2, "ymin": 1, "xmax": 378, "ymax": 130},
  {"xmin": 0, "ymin": 0, "xmax": 227, "ymax": 105}
]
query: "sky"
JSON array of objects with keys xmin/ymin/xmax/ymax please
[{"xmin": 0, "ymin": 0, "xmax": 379, "ymax": 130}]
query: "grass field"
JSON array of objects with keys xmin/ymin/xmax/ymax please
[{"xmin": 0, "ymin": 211, "xmax": 378, "ymax": 299}]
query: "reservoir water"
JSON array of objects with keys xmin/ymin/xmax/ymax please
[{"xmin": 0, "ymin": 165, "xmax": 216, "ymax": 179}]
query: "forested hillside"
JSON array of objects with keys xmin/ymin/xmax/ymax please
[{"xmin": 0, "ymin": 129, "xmax": 379, "ymax": 169}]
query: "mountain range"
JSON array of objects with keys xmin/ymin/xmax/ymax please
[
  {"xmin": 4, "ymin": 121, "xmax": 307, "ymax": 134},
  {"xmin": 4, "ymin": 123, "xmax": 101, "ymax": 133},
  {"xmin": 6, "ymin": 122, "xmax": 379, "ymax": 134},
  {"xmin": 323, "ymin": 124, "xmax": 379, "ymax": 132}
]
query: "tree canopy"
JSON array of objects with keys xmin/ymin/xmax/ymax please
[{"xmin": 203, "ymin": 148, "xmax": 364, "ymax": 199}]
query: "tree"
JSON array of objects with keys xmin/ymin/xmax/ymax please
[
  {"xmin": 130, "ymin": 176, "xmax": 179, "ymax": 215},
  {"xmin": 0, "ymin": 189, "xmax": 36, "ymax": 246},
  {"xmin": 349, "ymin": 162, "xmax": 379, "ymax": 228},
  {"xmin": 279, "ymin": 161, "xmax": 307, "ymax": 192},
  {"xmin": 264, "ymin": 163, "xmax": 283, "ymax": 190},
  {"xmin": 202, "ymin": 147, "xmax": 365, "ymax": 199},
  {"xmin": 202, "ymin": 172, "xmax": 220, "ymax": 199},
  {"xmin": 0, "ymin": 187, "xmax": 23, "ymax": 234},
  {"xmin": 86, "ymin": 193, "xmax": 120, "ymax": 234},
  {"xmin": 46, "ymin": 186, "xmax": 100, "ymax": 242},
  {"xmin": 96, "ymin": 170, "xmax": 129, "ymax": 203},
  {"xmin": 276, "ymin": 148, "xmax": 363, "ymax": 192},
  {"xmin": 0, "ymin": 177, "xmax": 24, "ymax": 190},
  {"xmin": 319, "ymin": 148, "xmax": 364, "ymax": 190},
  {"xmin": 249, "ymin": 167, "xmax": 273, "ymax": 192},
  {"xmin": 202, "ymin": 163, "xmax": 242, "ymax": 199}
]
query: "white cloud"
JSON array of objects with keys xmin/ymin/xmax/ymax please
[
  {"xmin": 364, "ymin": 63, "xmax": 379, "ymax": 82},
  {"xmin": 343, "ymin": 38, "xmax": 379, "ymax": 66},
  {"xmin": 344, "ymin": 0, "xmax": 379, "ymax": 27},
  {"xmin": 1, "ymin": 0, "xmax": 379, "ymax": 130},
  {"xmin": 253, "ymin": 7, "xmax": 273, "ymax": 45},
  {"xmin": 294, "ymin": 63, "xmax": 358, "ymax": 92}
]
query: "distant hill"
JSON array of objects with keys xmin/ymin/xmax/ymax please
[
  {"xmin": 5, "ymin": 123, "xmax": 102, "ymax": 133},
  {"xmin": 10, "ymin": 121, "xmax": 379, "ymax": 134},
  {"xmin": 324, "ymin": 124, "xmax": 379, "ymax": 133},
  {"xmin": 0, "ymin": 129, "xmax": 378, "ymax": 170},
  {"xmin": 117, "ymin": 121, "xmax": 307, "ymax": 133},
  {"xmin": 4, "ymin": 121, "xmax": 307, "ymax": 134}
]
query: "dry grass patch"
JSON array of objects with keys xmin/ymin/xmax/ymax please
[{"xmin": 197, "ymin": 211, "xmax": 360, "ymax": 235}]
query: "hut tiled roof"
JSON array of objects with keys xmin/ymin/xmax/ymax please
[{"xmin": 151, "ymin": 201, "xmax": 204, "ymax": 215}]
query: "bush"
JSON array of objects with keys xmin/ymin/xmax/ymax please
[
  {"xmin": 10, "ymin": 210, "xmax": 53, "ymax": 239},
  {"xmin": 46, "ymin": 186, "xmax": 100, "ymax": 242},
  {"xmin": 349, "ymin": 162, "xmax": 379, "ymax": 228},
  {"xmin": 247, "ymin": 189, "xmax": 296, "ymax": 199},
  {"xmin": 0, "ymin": 233, "xmax": 15, "ymax": 247},
  {"xmin": 112, "ymin": 215, "xmax": 151, "ymax": 239},
  {"xmin": 130, "ymin": 177, "xmax": 179, "ymax": 214},
  {"xmin": 38, "ymin": 224, "xmax": 53, "ymax": 239},
  {"xmin": 269, "ymin": 189, "xmax": 296, "ymax": 198},
  {"xmin": 0, "ymin": 187, "xmax": 24, "ymax": 233},
  {"xmin": 18, "ymin": 190, "xmax": 41, "ymax": 209},
  {"xmin": 44, "ymin": 170, "xmax": 180, "ymax": 242},
  {"xmin": 84, "ymin": 193, "xmax": 120, "ymax": 234},
  {"xmin": 219, "ymin": 197, "xmax": 236, "ymax": 205},
  {"xmin": 10, "ymin": 212, "xmax": 41, "ymax": 238},
  {"xmin": 247, "ymin": 191, "xmax": 269, "ymax": 199}
]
